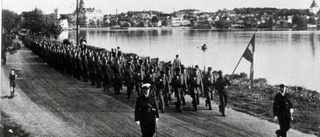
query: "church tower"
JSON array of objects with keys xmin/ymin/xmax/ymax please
[
  {"xmin": 79, "ymin": 0, "xmax": 85, "ymax": 10},
  {"xmin": 310, "ymin": 0, "xmax": 320, "ymax": 14}
]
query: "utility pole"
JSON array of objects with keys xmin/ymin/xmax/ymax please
[{"xmin": 76, "ymin": 0, "xmax": 79, "ymax": 46}]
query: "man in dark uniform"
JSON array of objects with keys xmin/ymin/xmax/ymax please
[
  {"xmin": 82, "ymin": 54, "xmax": 89, "ymax": 82},
  {"xmin": 135, "ymin": 66, "xmax": 145, "ymax": 96},
  {"xmin": 190, "ymin": 66, "xmax": 203, "ymax": 111},
  {"xmin": 124, "ymin": 61, "xmax": 135, "ymax": 99},
  {"xmin": 155, "ymin": 71, "xmax": 169, "ymax": 113},
  {"xmin": 172, "ymin": 68, "xmax": 187, "ymax": 113},
  {"xmin": 215, "ymin": 70, "xmax": 230, "ymax": 116},
  {"xmin": 135, "ymin": 83, "xmax": 159, "ymax": 137},
  {"xmin": 204, "ymin": 67, "xmax": 215, "ymax": 110},
  {"xmin": 112, "ymin": 58, "xmax": 123, "ymax": 95},
  {"xmin": 95, "ymin": 55, "xmax": 103, "ymax": 88},
  {"xmin": 273, "ymin": 83, "xmax": 294, "ymax": 137},
  {"xmin": 88, "ymin": 54, "xmax": 96, "ymax": 86}
]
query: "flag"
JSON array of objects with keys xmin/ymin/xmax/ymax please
[
  {"xmin": 242, "ymin": 34, "xmax": 255, "ymax": 63},
  {"xmin": 231, "ymin": 34, "xmax": 256, "ymax": 89}
]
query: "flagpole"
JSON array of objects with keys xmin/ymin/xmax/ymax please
[
  {"xmin": 230, "ymin": 30, "xmax": 257, "ymax": 78},
  {"xmin": 230, "ymin": 41, "xmax": 251, "ymax": 76},
  {"xmin": 249, "ymin": 52, "xmax": 254, "ymax": 89}
]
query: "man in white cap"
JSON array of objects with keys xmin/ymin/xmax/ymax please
[
  {"xmin": 135, "ymin": 83, "xmax": 159, "ymax": 137},
  {"xmin": 273, "ymin": 82, "xmax": 294, "ymax": 137}
]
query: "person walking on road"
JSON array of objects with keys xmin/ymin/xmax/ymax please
[
  {"xmin": 9, "ymin": 69, "xmax": 18, "ymax": 97},
  {"xmin": 135, "ymin": 83, "xmax": 159, "ymax": 137},
  {"xmin": 204, "ymin": 67, "xmax": 215, "ymax": 110},
  {"xmin": 273, "ymin": 83, "xmax": 294, "ymax": 137},
  {"xmin": 215, "ymin": 70, "xmax": 230, "ymax": 116}
]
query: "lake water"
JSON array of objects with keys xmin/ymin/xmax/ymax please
[{"xmin": 59, "ymin": 28, "xmax": 320, "ymax": 92}]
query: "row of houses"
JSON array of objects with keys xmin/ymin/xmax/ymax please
[{"xmin": 59, "ymin": 0, "xmax": 320, "ymax": 29}]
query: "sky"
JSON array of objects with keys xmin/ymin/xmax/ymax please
[{"xmin": 1, "ymin": 0, "xmax": 317, "ymax": 15}]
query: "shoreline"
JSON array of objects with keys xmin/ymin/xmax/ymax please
[{"xmin": 70, "ymin": 26, "xmax": 320, "ymax": 32}]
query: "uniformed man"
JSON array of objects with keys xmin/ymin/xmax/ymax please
[
  {"xmin": 102, "ymin": 58, "xmax": 111, "ymax": 92},
  {"xmin": 273, "ymin": 83, "xmax": 294, "ymax": 137},
  {"xmin": 95, "ymin": 55, "xmax": 103, "ymax": 88},
  {"xmin": 82, "ymin": 54, "xmax": 89, "ymax": 82},
  {"xmin": 203, "ymin": 67, "xmax": 215, "ymax": 110},
  {"xmin": 190, "ymin": 66, "xmax": 204, "ymax": 111},
  {"xmin": 135, "ymin": 66, "xmax": 145, "ymax": 96},
  {"xmin": 173, "ymin": 54, "xmax": 181, "ymax": 73},
  {"xmin": 215, "ymin": 70, "xmax": 230, "ymax": 116},
  {"xmin": 166, "ymin": 66, "xmax": 173, "ymax": 101},
  {"xmin": 112, "ymin": 58, "xmax": 122, "ymax": 95},
  {"xmin": 135, "ymin": 83, "xmax": 159, "ymax": 137},
  {"xmin": 124, "ymin": 61, "xmax": 135, "ymax": 99},
  {"xmin": 155, "ymin": 71, "xmax": 169, "ymax": 112},
  {"xmin": 172, "ymin": 68, "xmax": 187, "ymax": 113}
]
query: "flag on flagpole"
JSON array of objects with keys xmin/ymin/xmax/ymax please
[
  {"xmin": 242, "ymin": 34, "xmax": 255, "ymax": 63},
  {"xmin": 242, "ymin": 34, "xmax": 255, "ymax": 89},
  {"xmin": 230, "ymin": 33, "xmax": 256, "ymax": 88}
]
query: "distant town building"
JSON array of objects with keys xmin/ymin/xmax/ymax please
[
  {"xmin": 171, "ymin": 17, "xmax": 190, "ymax": 26},
  {"xmin": 174, "ymin": 9, "xmax": 200, "ymax": 18},
  {"xmin": 78, "ymin": 0, "xmax": 104, "ymax": 27},
  {"xmin": 310, "ymin": 0, "xmax": 320, "ymax": 14}
]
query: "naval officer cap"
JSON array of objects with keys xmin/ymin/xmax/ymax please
[
  {"xmin": 279, "ymin": 82, "xmax": 287, "ymax": 88},
  {"xmin": 142, "ymin": 83, "xmax": 151, "ymax": 89}
]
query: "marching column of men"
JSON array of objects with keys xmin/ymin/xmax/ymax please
[{"xmin": 23, "ymin": 35, "xmax": 231, "ymax": 116}]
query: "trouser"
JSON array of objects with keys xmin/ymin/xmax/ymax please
[
  {"xmin": 83, "ymin": 69, "xmax": 88, "ymax": 82},
  {"xmin": 157, "ymin": 88, "xmax": 165, "ymax": 111},
  {"xmin": 218, "ymin": 90, "xmax": 227, "ymax": 114},
  {"xmin": 114, "ymin": 78, "xmax": 121, "ymax": 94},
  {"xmin": 140, "ymin": 121, "xmax": 156, "ymax": 137},
  {"xmin": 126, "ymin": 82, "xmax": 134, "ymax": 99},
  {"xmin": 191, "ymin": 85, "xmax": 200, "ymax": 111},
  {"xmin": 135, "ymin": 82, "xmax": 143, "ymax": 96},
  {"xmin": 103, "ymin": 76, "xmax": 110, "ymax": 91},
  {"xmin": 277, "ymin": 116, "xmax": 291, "ymax": 137},
  {"xmin": 204, "ymin": 85, "xmax": 213, "ymax": 109},
  {"xmin": 164, "ymin": 87, "xmax": 169, "ymax": 106},
  {"xmin": 96, "ymin": 74, "xmax": 102, "ymax": 88},
  {"xmin": 175, "ymin": 87, "xmax": 185, "ymax": 111},
  {"xmin": 89, "ymin": 71, "xmax": 96, "ymax": 86}
]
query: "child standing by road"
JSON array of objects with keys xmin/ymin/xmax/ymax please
[{"xmin": 9, "ymin": 69, "xmax": 17, "ymax": 97}]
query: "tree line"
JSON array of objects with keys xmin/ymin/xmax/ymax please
[{"xmin": 2, "ymin": 8, "xmax": 62, "ymax": 64}]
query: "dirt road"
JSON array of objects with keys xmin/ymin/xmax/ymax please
[{"xmin": 1, "ymin": 41, "xmax": 316, "ymax": 137}]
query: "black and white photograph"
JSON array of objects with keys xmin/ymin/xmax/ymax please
[{"xmin": 1, "ymin": 0, "xmax": 320, "ymax": 136}]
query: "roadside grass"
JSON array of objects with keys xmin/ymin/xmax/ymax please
[
  {"xmin": 221, "ymin": 73, "xmax": 320, "ymax": 136},
  {"xmin": 1, "ymin": 111, "xmax": 30, "ymax": 137}
]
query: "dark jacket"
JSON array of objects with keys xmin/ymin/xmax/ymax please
[
  {"xmin": 273, "ymin": 92, "xmax": 293, "ymax": 118},
  {"xmin": 135, "ymin": 95, "xmax": 159, "ymax": 123}
]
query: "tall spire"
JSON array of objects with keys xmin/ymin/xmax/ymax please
[
  {"xmin": 79, "ymin": 0, "xmax": 85, "ymax": 10},
  {"xmin": 310, "ymin": 0, "xmax": 318, "ymax": 8}
]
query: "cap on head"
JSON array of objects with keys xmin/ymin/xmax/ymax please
[
  {"xmin": 208, "ymin": 67, "xmax": 212, "ymax": 71},
  {"xmin": 142, "ymin": 83, "xmax": 151, "ymax": 89},
  {"xmin": 218, "ymin": 70, "xmax": 223, "ymax": 74},
  {"xmin": 279, "ymin": 82, "xmax": 287, "ymax": 88}
]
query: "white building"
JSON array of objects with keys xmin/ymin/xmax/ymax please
[
  {"xmin": 78, "ymin": 0, "xmax": 104, "ymax": 27},
  {"xmin": 171, "ymin": 17, "xmax": 189, "ymax": 27}
]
